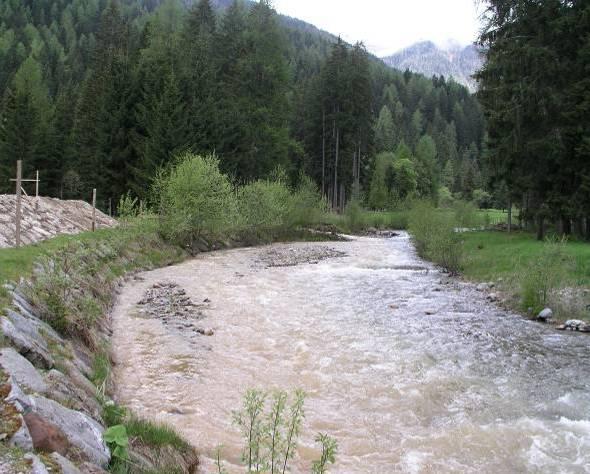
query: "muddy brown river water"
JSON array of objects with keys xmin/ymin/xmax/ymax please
[{"xmin": 112, "ymin": 234, "xmax": 590, "ymax": 473}]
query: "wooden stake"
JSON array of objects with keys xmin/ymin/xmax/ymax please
[
  {"xmin": 35, "ymin": 170, "xmax": 39, "ymax": 198},
  {"xmin": 92, "ymin": 188, "xmax": 97, "ymax": 232},
  {"xmin": 15, "ymin": 160, "xmax": 22, "ymax": 248}
]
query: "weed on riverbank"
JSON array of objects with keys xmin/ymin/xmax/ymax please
[{"xmin": 216, "ymin": 389, "xmax": 337, "ymax": 474}]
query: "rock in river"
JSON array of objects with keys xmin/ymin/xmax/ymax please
[{"xmin": 537, "ymin": 308, "xmax": 553, "ymax": 322}]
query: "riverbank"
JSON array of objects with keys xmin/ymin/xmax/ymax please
[
  {"xmin": 403, "ymin": 202, "xmax": 590, "ymax": 328},
  {"xmin": 0, "ymin": 214, "xmax": 347, "ymax": 472},
  {"xmin": 459, "ymin": 231, "xmax": 590, "ymax": 326},
  {"xmin": 0, "ymin": 218, "xmax": 200, "ymax": 472}
]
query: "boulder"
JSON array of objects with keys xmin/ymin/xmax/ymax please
[
  {"xmin": 1, "ymin": 315, "xmax": 54, "ymax": 369},
  {"xmin": 0, "ymin": 348, "xmax": 47, "ymax": 394},
  {"xmin": 45, "ymin": 369, "xmax": 102, "ymax": 420},
  {"xmin": 24, "ymin": 412, "xmax": 70, "ymax": 455},
  {"xmin": 78, "ymin": 462, "xmax": 109, "ymax": 473},
  {"xmin": 28, "ymin": 395, "xmax": 109, "ymax": 466},
  {"xmin": 60, "ymin": 359, "xmax": 98, "ymax": 400},
  {"xmin": 564, "ymin": 319, "xmax": 590, "ymax": 332},
  {"xmin": 23, "ymin": 453, "xmax": 50, "ymax": 474},
  {"xmin": 537, "ymin": 308, "xmax": 553, "ymax": 322},
  {"xmin": 5, "ymin": 377, "xmax": 32, "ymax": 413},
  {"xmin": 49, "ymin": 453, "xmax": 82, "ymax": 474},
  {"xmin": 8, "ymin": 414, "xmax": 33, "ymax": 451},
  {"xmin": 5, "ymin": 308, "xmax": 60, "ymax": 346},
  {"xmin": 486, "ymin": 293, "xmax": 499, "ymax": 302}
]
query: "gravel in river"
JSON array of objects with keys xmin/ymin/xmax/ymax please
[{"xmin": 111, "ymin": 235, "xmax": 590, "ymax": 473}]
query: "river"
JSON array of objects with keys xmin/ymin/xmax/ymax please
[{"xmin": 111, "ymin": 233, "xmax": 590, "ymax": 473}]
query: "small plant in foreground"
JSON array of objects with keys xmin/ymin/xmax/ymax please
[
  {"xmin": 220, "ymin": 389, "xmax": 336, "ymax": 473},
  {"xmin": 312, "ymin": 433, "xmax": 338, "ymax": 474},
  {"xmin": 104, "ymin": 424, "xmax": 129, "ymax": 462}
]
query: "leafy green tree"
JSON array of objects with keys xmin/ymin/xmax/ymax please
[{"xmin": 391, "ymin": 142, "xmax": 417, "ymax": 200}]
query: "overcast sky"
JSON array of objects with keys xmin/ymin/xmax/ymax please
[{"xmin": 272, "ymin": 0, "xmax": 483, "ymax": 57}]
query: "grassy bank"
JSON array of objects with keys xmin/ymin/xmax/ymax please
[
  {"xmin": 405, "ymin": 200, "xmax": 590, "ymax": 322},
  {"xmin": 461, "ymin": 230, "xmax": 590, "ymax": 321},
  {"xmin": 462, "ymin": 231, "xmax": 590, "ymax": 286},
  {"xmin": 0, "ymin": 228, "xmax": 136, "ymax": 309},
  {"xmin": 0, "ymin": 219, "xmax": 199, "ymax": 472}
]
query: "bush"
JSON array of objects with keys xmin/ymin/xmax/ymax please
[
  {"xmin": 408, "ymin": 201, "xmax": 463, "ymax": 274},
  {"xmin": 344, "ymin": 198, "xmax": 364, "ymax": 233},
  {"xmin": 287, "ymin": 175, "xmax": 327, "ymax": 228},
  {"xmin": 520, "ymin": 236, "xmax": 571, "ymax": 313},
  {"xmin": 155, "ymin": 153, "xmax": 238, "ymax": 247},
  {"xmin": 238, "ymin": 180, "xmax": 292, "ymax": 234},
  {"xmin": 472, "ymin": 189, "xmax": 493, "ymax": 209},
  {"xmin": 453, "ymin": 200, "xmax": 479, "ymax": 229},
  {"xmin": 438, "ymin": 186, "xmax": 454, "ymax": 208},
  {"xmin": 117, "ymin": 192, "xmax": 139, "ymax": 219}
]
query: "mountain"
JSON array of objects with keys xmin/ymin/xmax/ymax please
[{"xmin": 382, "ymin": 41, "xmax": 483, "ymax": 92}]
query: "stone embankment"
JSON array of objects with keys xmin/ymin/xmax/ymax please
[
  {"xmin": 1, "ymin": 284, "xmax": 110, "ymax": 473},
  {"xmin": 0, "ymin": 195, "xmax": 117, "ymax": 248}
]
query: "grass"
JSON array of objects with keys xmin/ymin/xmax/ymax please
[
  {"xmin": 0, "ymin": 228, "xmax": 119, "ymax": 308},
  {"xmin": 125, "ymin": 416, "xmax": 192, "ymax": 452},
  {"xmin": 481, "ymin": 208, "xmax": 508, "ymax": 225},
  {"xmin": 460, "ymin": 230, "xmax": 590, "ymax": 320},
  {"xmin": 461, "ymin": 231, "xmax": 590, "ymax": 286}
]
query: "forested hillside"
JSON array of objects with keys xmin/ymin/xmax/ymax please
[
  {"xmin": 477, "ymin": 0, "xmax": 590, "ymax": 239},
  {"xmin": 0, "ymin": 0, "xmax": 485, "ymax": 211}
]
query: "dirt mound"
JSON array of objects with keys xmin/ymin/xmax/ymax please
[{"xmin": 0, "ymin": 195, "xmax": 117, "ymax": 248}]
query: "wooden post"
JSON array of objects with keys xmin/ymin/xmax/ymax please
[
  {"xmin": 92, "ymin": 188, "xmax": 97, "ymax": 232},
  {"xmin": 15, "ymin": 160, "xmax": 22, "ymax": 248},
  {"xmin": 35, "ymin": 170, "xmax": 39, "ymax": 198}
]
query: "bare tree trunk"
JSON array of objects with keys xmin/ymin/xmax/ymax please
[
  {"xmin": 357, "ymin": 144, "xmax": 361, "ymax": 192},
  {"xmin": 352, "ymin": 151, "xmax": 357, "ymax": 199},
  {"xmin": 563, "ymin": 217, "xmax": 572, "ymax": 236},
  {"xmin": 507, "ymin": 197, "xmax": 512, "ymax": 233},
  {"xmin": 322, "ymin": 109, "xmax": 326, "ymax": 197},
  {"xmin": 536, "ymin": 214, "xmax": 545, "ymax": 241},
  {"xmin": 333, "ymin": 127, "xmax": 340, "ymax": 210},
  {"xmin": 557, "ymin": 218, "xmax": 564, "ymax": 236},
  {"xmin": 573, "ymin": 218, "xmax": 583, "ymax": 238},
  {"xmin": 340, "ymin": 183, "xmax": 345, "ymax": 211}
]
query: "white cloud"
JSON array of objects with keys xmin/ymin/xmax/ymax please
[{"xmin": 272, "ymin": 0, "xmax": 483, "ymax": 57}]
